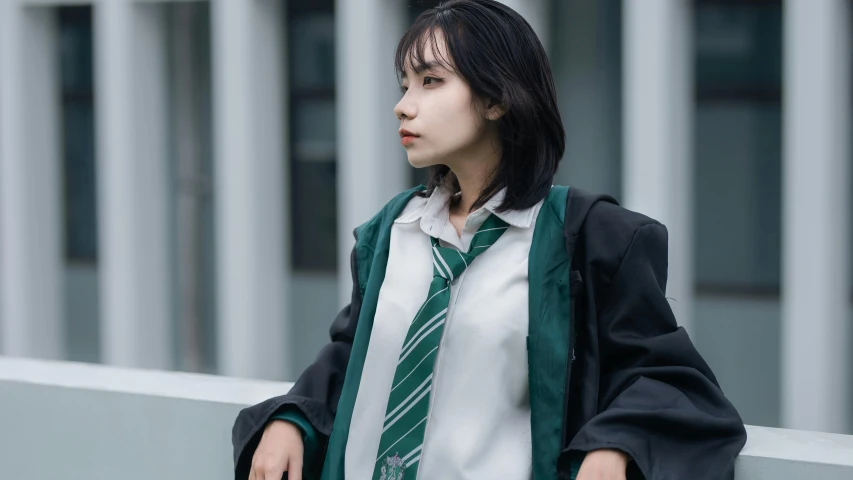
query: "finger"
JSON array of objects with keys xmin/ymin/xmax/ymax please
[
  {"xmin": 252, "ymin": 457, "xmax": 281, "ymax": 480},
  {"xmin": 268, "ymin": 464, "xmax": 287, "ymax": 480},
  {"xmin": 258, "ymin": 466, "xmax": 280, "ymax": 480},
  {"xmin": 289, "ymin": 454, "xmax": 303, "ymax": 480}
]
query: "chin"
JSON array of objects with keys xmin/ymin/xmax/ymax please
[{"xmin": 405, "ymin": 153, "xmax": 439, "ymax": 170}]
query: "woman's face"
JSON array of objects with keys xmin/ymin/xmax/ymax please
[{"xmin": 394, "ymin": 30, "xmax": 497, "ymax": 170}]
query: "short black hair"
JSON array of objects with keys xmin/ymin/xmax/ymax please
[{"xmin": 396, "ymin": 0, "xmax": 565, "ymax": 213}]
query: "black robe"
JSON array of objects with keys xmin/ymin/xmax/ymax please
[{"xmin": 232, "ymin": 187, "xmax": 747, "ymax": 479}]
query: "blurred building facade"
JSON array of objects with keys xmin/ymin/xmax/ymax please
[{"xmin": 0, "ymin": 0, "xmax": 850, "ymax": 434}]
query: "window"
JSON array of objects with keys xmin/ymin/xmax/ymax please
[
  {"xmin": 59, "ymin": 7, "xmax": 98, "ymax": 263},
  {"xmin": 288, "ymin": 0, "xmax": 338, "ymax": 271},
  {"xmin": 60, "ymin": 5, "xmax": 101, "ymax": 364},
  {"xmin": 694, "ymin": 0, "xmax": 782, "ymax": 294}
]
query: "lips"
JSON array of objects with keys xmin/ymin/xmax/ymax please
[{"xmin": 399, "ymin": 128, "xmax": 419, "ymax": 146}]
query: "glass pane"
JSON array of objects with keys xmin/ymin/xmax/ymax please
[
  {"xmin": 59, "ymin": 6, "xmax": 98, "ymax": 263},
  {"xmin": 59, "ymin": 8, "xmax": 94, "ymax": 92},
  {"xmin": 59, "ymin": 6, "xmax": 101, "ymax": 364},
  {"xmin": 695, "ymin": 104, "xmax": 782, "ymax": 289},
  {"xmin": 695, "ymin": 3, "xmax": 782, "ymax": 97},
  {"xmin": 291, "ymin": 161, "xmax": 338, "ymax": 271},
  {"xmin": 293, "ymin": 99, "xmax": 336, "ymax": 162},
  {"xmin": 288, "ymin": 3, "xmax": 338, "ymax": 272},
  {"xmin": 62, "ymin": 102, "xmax": 98, "ymax": 261},
  {"xmin": 694, "ymin": 1, "xmax": 782, "ymax": 291},
  {"xmin": 291, "ymin": 14, "xmax": 335, "ymax": 90}
]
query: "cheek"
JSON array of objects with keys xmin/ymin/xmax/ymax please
[
  {"xmin": 405, "ymin": 88, "xmax": 482, "ymax": 167},
  {"xmin": 429, "ymin": 95, "xmax": 481, "ymax": 149}
]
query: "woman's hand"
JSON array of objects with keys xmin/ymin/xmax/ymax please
[
  {"xmin": 576, "ymin": 448, "xmax": 630, "ymax": 480},
  {"xmin": 249, "ymin": 420, "xmax": 304, "ymax": 480}
]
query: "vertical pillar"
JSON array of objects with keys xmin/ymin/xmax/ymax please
[
  {"xmin": 781, "ymin": 0, "xmax": 851, "ymax": 433},
  {"xmin": 95, "ymin": 1, "xmax": 172, "ymax": 369},
  {"xmin": 336, "ymin": 0, "xmax": 407, "ymax": 306},
  {"xmin": 212, "ymin": 0, "xmax": 289, "ymax": 380},
  {"xmin": 623, "ymin": 0, "xmax": 694, "ymax": 332},
  {"xmin": 0, "ymin": 3, "xmax": 63, "ymax": 359},
  {"xmin": 171, "ymin": 3, "xmax": 206, "ymax": 374}
]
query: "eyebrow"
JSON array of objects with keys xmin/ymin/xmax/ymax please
[{"xmin": 400, "ymin": 61, "xmax": 444, "ymax": 79}]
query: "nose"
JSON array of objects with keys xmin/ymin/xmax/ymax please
[{"xmin": 394, "ymin": 92, "xmax": 416, "ymax": 120}]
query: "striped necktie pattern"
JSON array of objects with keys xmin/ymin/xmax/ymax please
[{"xmin": 372, "ymin": 213, "xmax": 510, "ymax": 480}]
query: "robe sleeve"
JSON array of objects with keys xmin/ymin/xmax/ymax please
[
  {"xmin": 231, "ymin": 242, "xmax": 363, "ymax": 480},
  {"xmin": 564, "ymin": 222, "xmax": 747, "ymax": 480}
]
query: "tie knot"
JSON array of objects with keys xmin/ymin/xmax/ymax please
[
  {"xmin": 430, "ymin": 214, "xmax": 510, "ymax": 282},
  {"xmin": 432, "ymin": 245, "xmax": 471, "ymax": 282}
]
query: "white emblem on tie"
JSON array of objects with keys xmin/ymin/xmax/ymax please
[{"xmin": 379, "ymin": 453, "xmax": 406, "ymax": 480}]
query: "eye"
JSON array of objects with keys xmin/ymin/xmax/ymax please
[
  {"xmin": 399, "ymin": 84, "xmax": 408, "ymax": 94},
  {"xmin": 423, "ymin": 76, "xmax": 441, "ymax": 86}
]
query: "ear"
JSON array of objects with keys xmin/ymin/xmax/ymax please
[{"xmin": 484, "ymin": 98, "xmax": 507, "ymax": 121}]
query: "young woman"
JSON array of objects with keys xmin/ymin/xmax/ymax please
[{"xmin": 232, "ymin": 1, "xmax": 747, "ymax": 479}]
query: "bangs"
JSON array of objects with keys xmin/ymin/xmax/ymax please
[{"xmin": 394, "ymin": 16, "xmax": 457, "ymax": 81}]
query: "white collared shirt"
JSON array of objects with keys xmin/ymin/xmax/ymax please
[{"xmin": 345, "ymin": 185, "xmax": 544, "ymax": 480}]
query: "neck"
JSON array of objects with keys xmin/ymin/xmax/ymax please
[
  {"xmin": 451, "ymin": 172, "xmax": 488, "ymax": 215},
  {"xmin": 447, "ymin": 134, "xmax": 501, "ymax": 215}
]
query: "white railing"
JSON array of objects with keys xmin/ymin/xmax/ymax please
[{"xmin": 1, "ymin": 356, "xmax": 852, "ymax": 480}]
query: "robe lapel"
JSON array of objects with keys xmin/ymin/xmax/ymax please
[
  {"xmin": 321, "ymin": 186, "xmax": 425, "ymax": 480},
  {"xmin": 527, "ymin": 186, "xmax": 573, "ymax": 480}
]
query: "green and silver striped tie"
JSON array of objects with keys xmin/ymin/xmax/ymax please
[{"xmin": 372, "ymin": 213, "xmax": 510, "ymax": 480}]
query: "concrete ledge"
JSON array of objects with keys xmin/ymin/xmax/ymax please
[
  {"xmin": 0, "ymin": 355, "xmax": 292, "ymax": 405},
  {"xmin": 2, "ymin": 356, "xmax": 853, "ymax": 480},
  {"xmin": 0, "ymin": 356, "xmax": 292, "ymax": 480},
  {"xmin": 737, "ymin": 425, "xmax": 853, "ymax": 480}
]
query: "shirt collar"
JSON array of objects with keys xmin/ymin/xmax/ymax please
[{"xmin": 395, "ymin": 184, "xmax": 538, "ymax": 230}]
